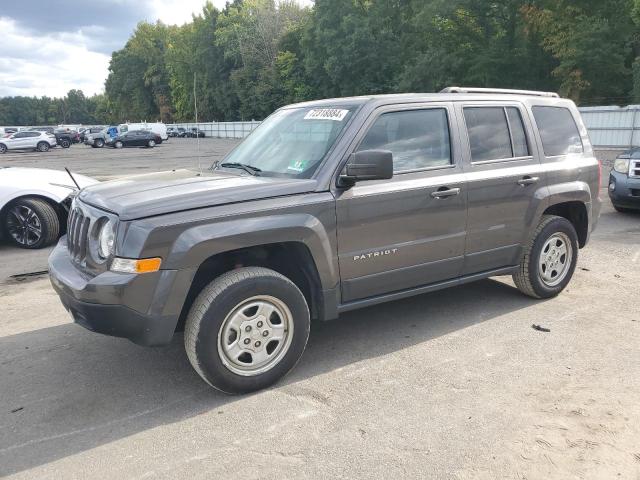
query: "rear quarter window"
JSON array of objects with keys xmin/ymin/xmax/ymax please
[{"xmin": 532, "ymin": 106, "xmax": 583, "ymax": 157}]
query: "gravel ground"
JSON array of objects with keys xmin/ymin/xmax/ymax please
[{"xmin": 1, "ymin": 141, "xmax": 639, "ymax": 479}]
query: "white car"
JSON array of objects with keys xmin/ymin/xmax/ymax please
[
  {"xmin": 0, "ymin": 131, "xmax": 57, "ymax": 153},
  {"xmin": 0, "ymin": 167, "xmax": 98, "ymax": 249}
]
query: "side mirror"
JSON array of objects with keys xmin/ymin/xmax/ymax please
[{"xmin": 339, "ymin": 150, "xmax": 393, "ymax": 187}]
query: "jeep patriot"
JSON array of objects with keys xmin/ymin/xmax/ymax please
[{"xmin": 49, "ymin": 87, "xmax": 601, "ymax": 393}]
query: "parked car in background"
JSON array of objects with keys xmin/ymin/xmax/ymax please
[
  {"xmin": 0, "ymin": 127, "xmax": 18, "ymax": 137},
  {"xmin": 0, "ymin": 131, "xmax": 57, "ymax": 153},
  {"xmin": 176, "ymin": 127, "xmax": 187, "ymax": 137},
  {"xmin": 167, "ymin": 127, "xmax": 179, "ymax": 137},
  {"xmin": 0, "ymin": 167, "xmax": 97, "ymax": 248},
  {"xmin": 609, "ymin": 148, "xmax": 640, "ymax": 212},
  {"xmin": 54, "ymin": 128, "xmax": 80, "ymax": 146},
  {"xmin": 48, "ymin": 88, "xmax": 601, "ymax": 394},
  {"xmin": 119, "ymin": 122, "xmax": 168, "ymax": 141},
  {"xmin": 29, "ymin": 126, "xmax": 55, "ymax": 134},
  {"xmin": 83, "ymin": 127, "xmax": 109, "ymax": 148},
  {"xmin": 187, "ymin": 128, "xmax": 205, "ymax": 138},
  {"xmin": 109, "ymin": 130, "xmax": 158, "ymax": 148}
]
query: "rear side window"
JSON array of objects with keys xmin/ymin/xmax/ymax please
[
  {"xmin": 532, "ymin": 106, "xmax": 583, "ymax": 156},
  {"xmin": 463, "ymin": 106, "xmax": 530, "ymax": 162},
  {"xmin": 357, "ymin": 108, "xmax": 451, "ymax": 172}
]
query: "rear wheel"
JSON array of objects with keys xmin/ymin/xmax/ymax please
[
  {"xmin": 95, "ymin": 139, "xmax": 104, "ymax": 148},
  {"xmin": 147, "ymin": 139, "xmax": 156, "ymax": 148},
  {"xmin": 0, "ymin": 144, "xmax": 6, "ymax": 154},
  {"xmin": 37, "ymin": 142, "xmax": 50, "ymax": 152},
  {"xmin": 3, "ymin": 197, "xmax": 59, "ymax": 249},
  {"xmin": 184, "ymin": 267, "xmax": 310, "ymax": 394},
  {"xmin": 513, "ymin": 215, "xmax": 579, "ymax": 299},
  {"xmin": 60, "ymin": 139, "xmax": 70, "ymax": 148}
]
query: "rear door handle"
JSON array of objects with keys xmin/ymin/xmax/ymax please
[
  {"xmin": 430, "ymin": 187, "xmax": 461, "ymax": 199},
  {"xmin": 517, "ymin": 176, "xmax": 539, "ymax": 186}
]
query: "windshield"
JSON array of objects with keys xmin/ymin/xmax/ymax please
[{"xmin": 217, "ymin": 106, "xmax": 357, "ymax": 178}]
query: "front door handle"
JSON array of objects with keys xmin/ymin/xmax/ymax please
[
  {"xmin": 517, "ymin": 176, "xmax": 539, "ymax": 186},
  {"xmin": 430, "ymin": 187, "xmax": 461, "ymax": 199}
]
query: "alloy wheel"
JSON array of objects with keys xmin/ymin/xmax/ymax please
[
  {"xmin": 538, "ymin": 232, "xmax": 573, "ymax": 287},
  {"xmin": 218, "ymin": 295, "xmax": 294, "ymax": 376},
  {"xmin": 6, "ymin": 205, "xmax": 42, "ymax": 247}
]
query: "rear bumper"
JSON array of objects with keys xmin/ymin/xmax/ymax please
[
  {"xmin": 608, "ymin": 172, "xmax": 640, "ymax": 209},
  {"xmin": 48, "ymin": 238, "xmax": 195, "ymax": 346}
]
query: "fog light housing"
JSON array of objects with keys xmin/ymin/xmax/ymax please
[
  {"xmin": 609, "ymin": 181, "xmax": 616, "ymax": 192},
  {"xmin": 111, "ymin": 257, "xmax": 162, "ymax": 274}
]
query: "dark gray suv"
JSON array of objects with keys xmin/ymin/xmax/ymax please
[{"xmin": 49, "ymin": 87, "xmax": 601, "ymax": 393}]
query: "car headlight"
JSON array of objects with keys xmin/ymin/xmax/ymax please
[
  {"xmin": 98, "ymin": 220, "xmax": 115, "ymax": 258},
  {"xmin": 614, "ymin": 158, "xmax": 630, "ymax": 174}
]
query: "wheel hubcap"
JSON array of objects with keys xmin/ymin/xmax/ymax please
[
  {"xmin": 6, "ymin": 205, "xmax": 42, "ymax": 246},
  {"xmin": 218, "ymin": 295, "xmax": 293, "ymax": 376},
  {"xmin": 538, "ymin": 232, "xmax": 572, "ymax": 287}
]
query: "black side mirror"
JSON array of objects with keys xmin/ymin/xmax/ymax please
[{"xmin": 339, "ymin": 150, "xmax": 393, "ymax": 187}]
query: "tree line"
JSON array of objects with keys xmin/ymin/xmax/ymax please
[{"xmin": 2, "ymin": 0, "xmax": 640, "ymax": 126}]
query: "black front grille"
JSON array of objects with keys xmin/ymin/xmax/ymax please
[{"xmin": 67, "ymin": 207, "xmax": 90, "ymax": 262}]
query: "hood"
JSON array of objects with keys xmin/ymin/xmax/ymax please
[
  {"xmin": 78, "ymin": 169, "xmax": 319, "ymax": 220},
  {"xmin": 0, "ymin": 167, "xmax": 97, "ymax": 189}
]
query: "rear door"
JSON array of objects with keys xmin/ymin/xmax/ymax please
[
  {"xmin": 24, "ymin": 132, "xmax": 41, "ymax": 149},
  {"xmin": 335, "ymin": 103, "xmax": 468, "ymax": 302},
  {"xmin": 456, "ymin": 102, "xmax": 545, "ymax": 274}
]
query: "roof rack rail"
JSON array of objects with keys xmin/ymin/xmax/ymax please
[{"xmin": 440, "ymin": 86, "xmax": 559, "ymax": 98}]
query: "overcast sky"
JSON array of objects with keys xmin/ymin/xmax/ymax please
[{"xmin": 0, "ymin": 0, "xmax": 311, "ymax": 99}]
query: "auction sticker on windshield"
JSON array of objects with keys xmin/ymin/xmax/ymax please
[{"xmin": 304, "ymin": 109, "xmax": 349, "ymax": 121}]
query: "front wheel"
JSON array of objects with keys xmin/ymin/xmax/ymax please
[
  {"xmin": 0, "ymin": 144, "xmax": 6, "ymax": 154},
  {"xmin": 513, "ymin": 215, "xmax": 579, "ymax": 299},
  {"xmin": 95, "ymin": 139, "xmax": 104, "ymax": 148},
  {"xmin": 184, "ymin": 267, "xmax": 310, "ymax": 394},
  {"xmin": 114, "ymin": 141, "xmax": 123, "ymax": 149}
]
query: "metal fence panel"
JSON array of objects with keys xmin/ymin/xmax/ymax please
[{"xmin": 578, "ymin": 106, "xmax": 640, "ymax": 149}]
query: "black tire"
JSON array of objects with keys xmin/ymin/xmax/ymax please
[
  {"xmin": 0, "ymin": 144, "xmax": 6, "ymax": 154},
  {"xmin": 2, "ymin": 197, "xmax": 60, "ymax": 249},
  {"xmin": 95, "ymin": 139, "xmax": 105, "ymax": 148},
  {"xmin": 147, "ymin": 139, "xmax": 156, "ymax": 148},
  {"xmin": 513, "ymin": 215, "xmax": 579, "ymax": 299},
  {"xmin": 184, "ymin": 267, "xmax": 310, "ymax": 394},
  {"xmin": 37, "ymin": 142, "xmax": 50, "ymax": 152},
  {"xmin": 60, "ymin": 139, "xmax": 70, "ymax": 148},
  {"xmin": 114, "ymin": 141, "xmax": 123, "ymax": 149}
]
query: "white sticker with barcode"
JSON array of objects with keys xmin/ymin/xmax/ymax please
[{"xmin": 304, "ymin": 108, "xmax": 349, "ymax": 121}]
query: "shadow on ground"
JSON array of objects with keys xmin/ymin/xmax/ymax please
[{"xmin": 0, "ymin": 278, "xmax": 538, "ymax": 476}]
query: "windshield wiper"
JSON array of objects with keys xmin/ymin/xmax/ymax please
[{"xmin": 218, "ymin": 162, "xmax": 262, "ymax": 176}]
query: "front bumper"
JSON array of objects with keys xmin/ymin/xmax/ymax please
[
  {"xmin": 48, "ymin": 238, "xmax": 194, "ymax": 346},
  {"xmin": 608, "ymin": 172, "xmax": 640, "ymax": 209}
]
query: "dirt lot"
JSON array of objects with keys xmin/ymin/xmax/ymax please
[{"xmin": 1, "ymin": 141, "xmax": 639, "ymax": 479}]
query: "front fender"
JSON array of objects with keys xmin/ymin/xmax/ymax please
[{"xmin": 161, "ymin": 213, "xmax": 338, "ymax": 289}]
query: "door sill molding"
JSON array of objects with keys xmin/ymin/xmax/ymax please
[{"xmin": 337, "ymin": 265, "xmax": 518, "ymax": 313}]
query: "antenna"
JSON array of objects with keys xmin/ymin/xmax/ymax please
[
  {"xmin": 64, "ymin": 167, "xmax": 81, "ymax": 190},
  {"xmin": 194, "ymin": 71, "xmax": 201, "ymax": 175}
]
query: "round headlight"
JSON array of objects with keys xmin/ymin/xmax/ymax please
[
  {"xmin": 98, "ymin": 220, "xmax": 115, "ymax": 258},
  {"xmin": 614, "ymin": 158, "xmax": 630, "ymax": 174}
]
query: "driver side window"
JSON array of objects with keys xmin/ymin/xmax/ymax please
[{"xmin": 357, "ymin": 108, "xmax": 452, "ymax": 173}]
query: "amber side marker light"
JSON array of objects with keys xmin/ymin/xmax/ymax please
[{"xmin": 111, "ymin": 257, "xmax": 162, "ymax": 274}]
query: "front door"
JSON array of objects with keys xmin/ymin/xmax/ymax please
[
  {"xmin": 335, "ymin": 104, "xmax": 468, "ymax": 303},
  {"xmin": 456, "ymin": 103, "xmax": 546, "ymax": 274}
]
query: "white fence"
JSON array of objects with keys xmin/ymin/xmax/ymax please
[
  {"xmin": 578, "ymin": 106, "xmax": 640, "ymax": 149},
  {"xmin": 170, "ymin": 121, "xmax": 261, "ymax": 139}
]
